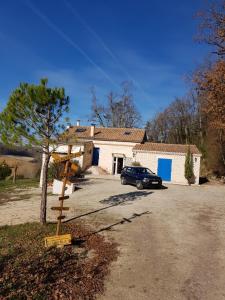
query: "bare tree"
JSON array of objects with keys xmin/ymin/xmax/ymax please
[
  {"xmin": 146, "ymin": 96, "xmax": 201, "ymax": 145},
  {"xmin": 91, "ymin": 81, "xmax": 141, "ymax": 128},
  {"xmin": 90, "ymin": 87, "xmax": 106, "ymax": 127},
  {"xmin": 196, "ymin": 1, "xmax": 225, "ymax": 57}
]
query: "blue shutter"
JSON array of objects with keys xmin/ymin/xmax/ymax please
[
  {"xmin": 92, "ymin": 148, "xmax": 100, "ymax": 166},
  {"xmin": 157, "ymin": 158, "xmax": 172, "ymax": 181}
]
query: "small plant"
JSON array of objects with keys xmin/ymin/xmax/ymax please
[
  {"xmin": 0, "ymin": 161, "xmax": 11, "ymax": 180},
  {"xmin": 48, "ymin": 160, "xmax": 83, "ymax": 182},
  {"xmin": 132, "ymin": 161, "xmax": 141, "ymax": 167},
  {"xmin": 48, "ymin": 162, "xmax": 64, "ymax": 181},
  {"xmin": 185, "ymin": 146, "xmax": 195, "ymax": 185}
]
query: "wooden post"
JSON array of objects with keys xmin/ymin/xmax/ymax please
[
  {"xmin": 13, "ymin": 165, "xmax": 18, "ymax": 184},
  {"xmin": 56, "ymin": 145, "xmax": 72, "ymax": 235},
  {"xmin": 44, "ymin": 145, "xmax": 84, "ymax": 247}
]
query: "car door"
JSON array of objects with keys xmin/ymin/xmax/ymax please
[
  {"xmin": 129, "ymin": 168, "xmax": 138, "ymax": 184},
  {"xmin": 125, "ymin": 167, "xmax": 133, "ymax": 183}
]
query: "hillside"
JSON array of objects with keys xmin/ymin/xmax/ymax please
[{"xmin": 0, "ymin": 143, "xmax": 41, "ymax": 160}]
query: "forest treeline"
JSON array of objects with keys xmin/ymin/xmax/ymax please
[{"xmin": 146, "ymin": 1, "xmax": 225, "ymax": 175}]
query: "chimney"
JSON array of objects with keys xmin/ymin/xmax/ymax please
[
  {"xmin": 90, "ymin": 124, "xmax": 95, "ymax": 137},
  {"xmin": 76, "ymin": 119, "xmax": 80, "ymax": 126}
]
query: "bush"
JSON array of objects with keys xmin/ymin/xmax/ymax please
[
  {"xmin": 0, "ymin": 161, "xmax": 12, "ymax": 180},
  {"xmin": 185, "ymin": 146, "xmax": 195, "ymax": 185},
  {"xmin": 48, "ymin": 162, "xmax": 64, "ymax": 181},
  {"xmin": 48, "ymin": 160, "xmax": 83, "ymax": 182}
]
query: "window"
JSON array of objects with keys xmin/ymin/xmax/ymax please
[
  {"xmin": 76, "ymin": 128, "xmax": 86, "ymax": 133},
  {"xmin": 124, "ymin": 131, "xmax": 132, "ymax": 135},
  {"xmin": 126, "ymin": 167, "xmax": 132, "ymax": 173},
  {"xmin": 135, "ymin": 168, "xmax": 153, "ymax": 174}
]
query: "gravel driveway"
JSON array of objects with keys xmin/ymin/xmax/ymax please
[{"xmin": 1, "ymin": 178, "xmax": 225, "ymax": 299}]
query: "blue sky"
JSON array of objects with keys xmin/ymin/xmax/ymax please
[{"xmin": 0, "ymin": 0, "xmax": 211, "ymax": 126}]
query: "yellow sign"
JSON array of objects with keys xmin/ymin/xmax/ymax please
[
  {"xmin": 52, "ymin": 151, "xmax": 83, "ymax": 163},
  {"xmin": 44, "ymin": 234, "xmax": 72, "ymax": 248}
]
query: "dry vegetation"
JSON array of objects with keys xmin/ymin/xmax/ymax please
[{"xmin": 0, "ymin": 222, "xmax": 118, "ymax": 300}]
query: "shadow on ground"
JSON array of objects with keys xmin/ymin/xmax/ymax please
[
  {"xmin": 71, "ymin": 178, "xmax": 103, "ymax": 187},
  {"xmin": 0, "ymin": 191, "xmax": 40, "ymax": 206},
  {"xmin": 100, "ymin": 191, "xmax": 153, "ymax": 205},
  {"xmin": 77, "ymin": 211, "xmax": 151, "ymax": 239},
  {"xmin": 64, "ymin": 191, "xmax": 153, "ymax": 224},
  {"xmin": 153, "ymin": 184, "xmax": 168, "ymax": 190},
  {"xmin": 199, "ymin": 177, "xmax": 209, "ymax": 184}
]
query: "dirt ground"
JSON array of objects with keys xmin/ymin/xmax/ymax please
[{"xmin": 0, "ymin": 178, "xmax": 225, "ymax": 300}]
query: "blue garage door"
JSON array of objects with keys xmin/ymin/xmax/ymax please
[
  {"xmin": 157, "ymin": 158, "xmax": 172, "ymax": 181},
  {"xmin": 92, "ymin": 147, "xmax": 100, "ymax": 166}
]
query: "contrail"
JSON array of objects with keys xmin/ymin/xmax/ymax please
[
  {"xmin": 63, "ymin": 0, "xmax": 149, "ymax": 98},
  {"xmin": 24, "ymin": 0, "xmax": 118, "ymax": 88}
]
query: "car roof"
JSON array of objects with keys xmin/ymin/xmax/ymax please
[{"xmin": 125, "ymin": 166, "xmax": 147, "ymax": 168}]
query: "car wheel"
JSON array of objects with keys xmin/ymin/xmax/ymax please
[
  {"xmin": 121, "ymin": 177, "xmax": 127, "ymax": 185},
  {"xmin": 136, "ymin": 181, "xmax": 143, "ymax": 190}
]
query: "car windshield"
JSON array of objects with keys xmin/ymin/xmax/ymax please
[{"xmin": 135, "ymin": 168, "xmax": 153, "ymax": 174}]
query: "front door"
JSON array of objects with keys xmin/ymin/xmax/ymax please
[
  {"xmin": 117, "ymin": 157, "xmax": 124, "ymax": 174},
  {"xmin": 113, "ymin": 156, "xmax": 124, "ymax": 174},
  {"xmin": 124, "ymin": 167, "xmax": 133, "ymax": 183},
  {"xmin": 92, "ymin": 147, "xmax": 100, "ymax": 166}
]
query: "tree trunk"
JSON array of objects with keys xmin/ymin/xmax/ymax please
[{"xmin": 40, "ymin": 154, "xmax": 50, "ymax": 224}]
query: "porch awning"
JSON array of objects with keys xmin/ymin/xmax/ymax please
[{"xmin": 112, "ymin": 153, "xmax": 126, "ymax": 158}]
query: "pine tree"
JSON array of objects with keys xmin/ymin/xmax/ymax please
[
  {"xmin": 0, "ymin": 79, "xmax": 69, "ymax": 224},
  {"xmin": 185, "ymin": 145, "xmax": 195, "ymax": 185}
]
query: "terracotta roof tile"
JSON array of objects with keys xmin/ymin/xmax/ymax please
[
  {"xmin": 133, "ymin": 142, "xmax": 201, "ymax": 155},
  {"xmin": 65, "ymin": 126, "xmax": 146, "ymax": 143}
]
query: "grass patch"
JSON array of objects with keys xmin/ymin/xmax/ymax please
[
  {"xmin": 0, "ymin": 178, "xmax": 39, "ymax": 192},
  {"xmin": 0, "ymin": 222, "xmax": 118, "ymax": 299}
]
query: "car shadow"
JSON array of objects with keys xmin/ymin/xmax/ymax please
[
  {"xmin": 147, "ymin": 184, "xmax": 168, "ymax": 190},
  {"xmin": 100, "ymin": 190, "xmax": 153, "ymax": 205},
  {"xmin": 64, "ymin": 191, "xmax": 153, "ymax": 223}
]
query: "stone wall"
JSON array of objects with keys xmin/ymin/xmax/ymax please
[{"xmin": 82, "ymin": 142, "xmax": 94, "ymax": 171}]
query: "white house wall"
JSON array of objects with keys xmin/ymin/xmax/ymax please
[
  {"xmin": 93, "ymin": 141, "xmax": 136, "ymax": 174},
  {"xmin": 49, "ymin": 144, "xmax": 84, "ymax": 166},
  {"xmin": 134, "ymin": 151, "xmax": 201, "ymax": 185},
  {"xmin": 40, "ymin": 144, "xmax": 84, "ymax": 187}
]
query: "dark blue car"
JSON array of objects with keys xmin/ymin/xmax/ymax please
[{"xmin": 121, "ymin": 166, "xmax": 162, "ymax": 190}]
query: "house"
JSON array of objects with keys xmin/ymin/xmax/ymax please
[
  {"xmin": 64, "ymin": 124, "xmax": 146, "ymax": 175},
  {"xmin": 40, "ymin": 124, "xmax": 201, "ymax": 185}
]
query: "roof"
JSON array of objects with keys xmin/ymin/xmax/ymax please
[
  {"xmin": 133, "ymin": 142, "xmax": 201, "ymax": 155},
  {"xmin": 65, "ymin": 126, "xmax": 146, "ymax": 143}
]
